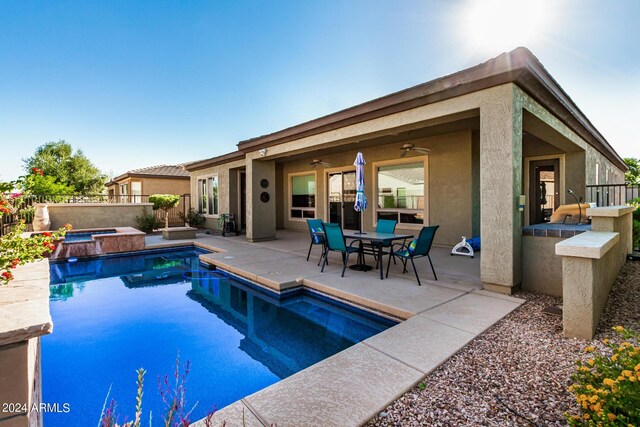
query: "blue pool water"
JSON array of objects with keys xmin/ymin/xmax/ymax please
[
  {"xmin": 43, "ymin": 247, "xmax": 393, "ymax": 426},
  {"xmin": 63, "ymin": 230, "xmax": 116, "ymax": 243}
]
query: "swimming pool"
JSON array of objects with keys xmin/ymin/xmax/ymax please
[{"xmin": 44, "ymin": 247, "xmax": 394, "ymax": 426}]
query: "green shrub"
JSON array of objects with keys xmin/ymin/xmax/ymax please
[
  {"xmin": 567, "ymin": 326, "xmax": 640, "ymax": 425},
  {"xmin": 382, "ymin": 195, "xmax": 396, "ymax": 209},
  {"xmin": 626, "ymin": 199, "xmax": 640, "ymax": 250},
  {"xmin": 135, "ymin": 211, "xmax": 160, "ymax": 233},
  {"xmin": 17, "ymin": 206, "xmax": 35, "ymax": 223},
  {"xmin": 629, "ymin": 198, "xmax": 640, "ymax": 222},
  {"xmin": 179, "ymin": 207, "xmax": 205, "ymax": 227}
]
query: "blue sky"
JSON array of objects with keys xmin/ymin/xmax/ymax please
[{"xmin": 1, "ymin": 0, "xmax": 638, "ymax": 181}]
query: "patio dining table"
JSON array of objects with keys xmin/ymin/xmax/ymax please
[{"xmin": 343, "ymin": 230, "xmax": 414, "ymax": 280}]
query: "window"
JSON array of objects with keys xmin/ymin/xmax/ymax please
[
  {"xmin": 198, "ymin": 179, "xmax": 207, "ymax": 213},
  {"xmin": 290, "ymin": 174, "xmax": 316, "ymax": 219},
  {"xmin": 376, "ymin": 161, "xmax": 425, "ymax": 225},
  {"xmin": 595, "ymin": 163, "xmax": 600, "ymax": 185},
  {"xmin": 198, "ymin": 176, "xmax": 219, "ymax": 216},
  {"xmin": 207, "ymin": 177, "xmax": 219, "ymax": 215},
  {"xmin": 131, "ymin": 181, "xmax": 142, "ymax": 203},
  {"xmin": 119, "ymin": 183, "xmax": 128, "ymax": 202}
]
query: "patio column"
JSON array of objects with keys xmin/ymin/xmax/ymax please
[
  {"xmin": 246, "ymin": 157, "xmax": 277, "ymax": 242},
  {"xmin": 479, "ymin": 87, "xmax": 523, "ymax": 293}
]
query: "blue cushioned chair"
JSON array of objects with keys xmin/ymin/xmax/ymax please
[
  {"xmin": 306, "ymin": 219, "xmax": 326, "ymax": 265},
  {"xmin": 386, "ymin": 225, "xmax": 439, "ymax": 285},
  {"xmin": 320, "ymin": 222, "xmax": 361, "ymax": 277}
]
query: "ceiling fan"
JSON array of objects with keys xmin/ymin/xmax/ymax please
[
  {"xmin": 309, "ymin": 159, "xmax": 333, "ymax": 168},
  {"xmin": 399, "ymin": 143, "xmax": 430, "ymax": 157}
]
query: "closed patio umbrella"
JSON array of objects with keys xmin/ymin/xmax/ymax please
[{"xmin": 353, "ymin": 152, "xmax": 367, "ymax": 235}]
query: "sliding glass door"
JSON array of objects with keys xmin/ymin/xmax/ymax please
[{"xmin": 327, "ymin": 171, "xmax": 360, "ymax": 230}]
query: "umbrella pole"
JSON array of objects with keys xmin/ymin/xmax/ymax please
[
  {"xmin": 354, "ymin": 211, "xmax": 366, "ymax": 234},
  {"xmin": 349, "ymin": 210, "xmax": 372, "ymax": 271}
]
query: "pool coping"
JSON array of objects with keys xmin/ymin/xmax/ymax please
[{"xmin": 145, "ymin": 240, "xmax": 524, "ymax": 426}]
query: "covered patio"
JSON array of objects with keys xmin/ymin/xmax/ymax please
[{"xmin": 224, "ymin": 48, "xmax": 627, "ymax": 297}]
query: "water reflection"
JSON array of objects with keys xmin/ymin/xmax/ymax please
[{"xmin": 50, "ymin": 282, "xmax": 85, "ymax": 301}]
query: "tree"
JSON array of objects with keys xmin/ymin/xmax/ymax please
[
  {"xmin": 624, "ymin": 157, "xmax": 640, "ymax": 185},
  {"xmin": 22, "ymin": 173, "xmax": 74, "ymax": 195},
  {"xmin": 23, "ymin": 140, "xmax": 107, "ymax": 194},
  {"xmin": 149, "ymin": 194, "xmax": 180, "ymax": 230}
]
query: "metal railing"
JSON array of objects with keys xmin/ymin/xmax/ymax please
[
  {"xmin": 586, "ymin": 184, "xmax": 639, "ymax": 207},
  {"xmin": 0, "ymin": 194, "xmax": 190, "ymax": 236}
]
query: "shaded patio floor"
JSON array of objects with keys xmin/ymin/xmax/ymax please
[{"xmin": 146, "ymin": 229, "xmax": 482, "ymax": 320}]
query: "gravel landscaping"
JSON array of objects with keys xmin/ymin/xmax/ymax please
[{"xmin": 367, "ymin": 260, "xmax": 640, "ymax": 427}]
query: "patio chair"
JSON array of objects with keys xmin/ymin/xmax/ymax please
[
  {"xmin": 363, "ymin": 219, "xmax": 398, "ymax": 267},
  {"xmin": 320, "ymin": 222, "xmax": 361, "ymax": 277},
  {"xmin": 386, "ymin": 225, "xmax": 439, "ymax": 285},
  {"xmin": 306, "ymin": 219, "xmax": 326, "ymax": 266}
]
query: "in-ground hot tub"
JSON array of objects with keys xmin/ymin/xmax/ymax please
[
  {"xmin": 31, "ymin": 227, "xmax": 146, "ymax": 259},
  {"xmin": 62, "ymin": 229, "xmax": 119, "ymax": 243}
]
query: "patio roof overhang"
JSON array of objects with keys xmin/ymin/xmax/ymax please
[
  {"xmin": 184, "ymin": 151, "xmax": 246, "ymax": 172},
  {"xmin": 236, "ymin": 47, "xmax": 626, "ymax": 172},
  {"xmin": 270, "ymin": 111, "xmax": 480, "ymax": 164}
]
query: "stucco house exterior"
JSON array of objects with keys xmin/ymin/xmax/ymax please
[
  {"xmin": 106, "ymin": 164, "xmax": 191, "ymax": 201},
  {"xmin": 185, "ymin": 47, "xmax": 627, "ymax": 295}
]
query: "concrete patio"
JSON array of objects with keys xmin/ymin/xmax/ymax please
[
  {"xmin": 147, "ymin": 230, "xmax": 482, "ymax": 319},
  {"xmin": 146, "ymin": 230, "xmax": 523, "ymax": 426}
]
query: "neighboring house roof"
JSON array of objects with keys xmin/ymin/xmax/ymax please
[
  {"xmin": 106, "ymin": 164, "xmax": 190, "ymax": 186},
  {"xmin": 126, "ymin": 164, "xmax": 190, "ymax": 177},
  {"xmin": 183, "ymin": 151, "xmax": 246, "ymax": 172},
  {"xmin": 236, "ymin": 47, "xmax": 626, "ymax": 172}
]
